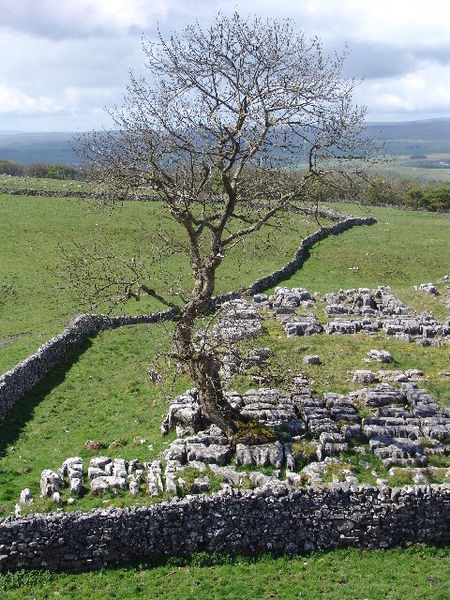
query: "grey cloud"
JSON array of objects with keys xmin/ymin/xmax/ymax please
[
  {"xmin": 342, "ymin": 42, "xmax": 417, "ymax": 79},
  {"xmin": 415, "ymin": 45, "xmax": 450, "ymax": 65},
  {"xmin": 2, "ymin": 0, "xmax": 110, "ymax": 40},
  {"xmin": 0, "ymin": 0, "xmax": 448, "ymax": 131},
  {"xmin": 0, "ymin": 0, "xmax": 166, "ymax": 40},
  {"xmin": 341, "ymin": 41, "xmax": 450, "ymax": 80}
]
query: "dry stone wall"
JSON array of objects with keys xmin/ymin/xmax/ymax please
[
  {"xmin": 0, "ymin": 310, "xmax": 174, "ymax": 424},
  {"xmin": 249, "ymin": 217, "xmax": 376, "ymax": 294},
  {"xmin": 0, "ymin": 188, "xmax": 160, "ymax": 201},
  {"xmin": 0, "ymin": 484, "xmax": 448, "ymax": 573}
]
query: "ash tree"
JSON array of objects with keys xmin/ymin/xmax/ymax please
[{"xmin": 78, "ymin": 12, "xmax": 373, "ymax": 439}]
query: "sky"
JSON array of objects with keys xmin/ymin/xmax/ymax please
[{"xmin": 0, "ymin": 0, "xmax": 449, "ymax": 131}]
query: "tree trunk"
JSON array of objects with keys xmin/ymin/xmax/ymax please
[
  {"xmin": 190, "ymin": 352, "xmax": 244, "ymax": 438},
  {"xmin": 173, "ymin": 295, "xmax": 247, "ymax": 439}
]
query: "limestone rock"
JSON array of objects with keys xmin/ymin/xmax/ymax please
[
  {"xmin": 186, "ymin": 443, "xmax": 232, "ymax": 466},
  {"xmin": 161, "ymin": 389, "xmax": 204, "ymax": 435},
  {"xmin": 252, "ymin": 293, "xmax": 269, "ymax": 304},
  {"xmin": 282, "ymin": 314, "xmax": 322, "ymax": 337},
  {"xmin": 417, "ymin": 283, "xmax": 438, "ymax": 296},
  {"xmin": 405, "ymin": 369, "xmax": 423, "ymax": 381},
  {"xmin": 191, "ymin": 476, "xmax": 211, "ymax": 493},
  {"xmin": 147, "ymin": 460, "xmax": 164, "ymax": 496},
  {"xmin": 89, "ymin": 457, "xmax": 112, "ymax": 470},
  {"xmin": 213, "ymin": 299, "xmax": 262, "ymax": 342},
  {"xmin": 19, "ymin": 488, "xmax": 33, "ymax": 505},
  {"xmin": 70, "ymin": 478, "xmax": 83, "ymax": 496},
  {"xmin": 61, "ymin": 457, "xmax": 83, "ymax": 477},
  {"xmin": 129, "ymin": 480, "xmax": 140, "ymax": 496},
  {"xmin": 303, "ymin": 355, "xmax": 322, "ymax": 365},
  {"xmin": 353, "ymin": 384, "xmax": 405, "ymax": 407},
  {"xmin": 112, "ymin": 458, "xmax": 127, "ymax": 479},
  {"xmin": 164, "ymin": 460, "xmax": 182, "ymax": 494},
  {"xmin": 40, "ymin": 470, "xmax": 63, "ymax": 498},
  {"xmin": 88, "ymin": 467, "xmax": 108, "ymax": 480},
  {"xmin": 209, "ymin": 464, "xmax": 244, "ymax": 485},
  {"xmin": 377, "ymin": 370, "xmax": 408, "ymax": 383},
  {"xmin": 368, "ymin": 349, "xmax": 394, "ymax": 363},
  {"xmin": 91, "ymin": 476, "xmax": 127, "ymax": 494},
  {"xmin": 271, "ymin": 287, "xmax": 314, "ymax": 309},
  {"xmin": 353, "ymin": 370, "xmax": 377, "ymax": 384},
  {"xmin": 236, "ymin": 441, "xmax": 284, "ymax": 468}
]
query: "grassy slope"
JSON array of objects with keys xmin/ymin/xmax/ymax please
[
  {"xmin": 0, "ymin": 194, "xmax": 449, "ymax": 597},
  {"xmin": 1, "ymin": 196, "xmax": 449, "ymax": 513},
  {"xmin": 0, "ymin": 193, "xmax": 319, "ymax": 372}
]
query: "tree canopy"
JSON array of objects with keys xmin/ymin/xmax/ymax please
[{"xmin": 77, "ymin": 12, "xmax": 375, "ymax": 437}]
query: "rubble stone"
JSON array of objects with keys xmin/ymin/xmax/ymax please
[
  {"xmin": 40, "ymin": 470, "xmax": 63, "ymax": 498},
  {"xmin": 368, "ymin": 349, "xmax": 394, "ymax": 363},
  {"xmin": 353, "ymin": 370, "xmax": 377, "ymax": 384},
  {"xmin": 303, "ymin": 355, "xmax": 322, "ymax": 365},
  {"xmin": 91, "ymin": 476, "xmax": 128, "ymax": 494}
]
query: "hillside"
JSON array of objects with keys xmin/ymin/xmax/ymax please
[
  {"xmin": 1, "ymin": 118, "xmax": 449, "ymax": 166},
  {"xmin": 0, "ymin": 132, "xmax": 82, "ymax": 165},
  {"xmin": 0, "ymin": 189, "xmax": 449, "ymax": 597}
]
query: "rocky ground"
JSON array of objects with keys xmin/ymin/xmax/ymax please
[{"xmin": 17, "ymin": 283, "xmax": 449, "ymax": 513}]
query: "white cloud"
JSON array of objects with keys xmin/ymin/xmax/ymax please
[
  {"xmin": 355, "ymin": 63, "xmax": 450, "ymax": 119},
  {"xmin": 0, "ymin": 0, "xmax": 449, "ymax": 129},
  {"xmin": 0, "ymin": 83, "xmax": 59, "ymax": 113},
  {"xmin": 0, "ymin": 0, "xmax": 170, "ymax": 39}
]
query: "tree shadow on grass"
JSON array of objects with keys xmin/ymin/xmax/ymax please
[{"xmin": 0, "ymin": 336, "xmax": 94, "ymax": 458}]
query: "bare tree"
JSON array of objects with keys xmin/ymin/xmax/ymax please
[{"xmin": 78, "ymin": 12, "xmax": 374, "ymax": 438}]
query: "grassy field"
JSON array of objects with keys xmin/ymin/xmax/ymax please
[
  {"xmin": 0, "ymin": 193, "xmax": 323, "ymax": 372},
  {"xmin": 1, "ymin": 546, "xmax": 449, "ymax": 600},
  {"xmin": 0, "ymin": 174, "xmax": 92, "ymax": 191},
  {"xmin": 0, "ymin": 191, "xmax": 449, "ymax": 597},
  {"xmin": 1, "ymin": 194, "xmax": 449, "ymax": 374},
  {"xmin": 368, "ymin": 154, "xmax": 450, "ymax": 183},
  {"xmin": 1, "ymin": 194, "xmax": 449, "ymax": 511}
]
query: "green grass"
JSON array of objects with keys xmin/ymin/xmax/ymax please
[
  {"xmin": 0, "ymin": 174, "xmax": 92, "ymax": 192},
  {"xmin": 284, "ymin": 202, "xmax": 450, "ymax": 297},
  {"xmin": 0, "ymin": 322, "xmax": 187, "ymax": 515},
  {"xmin": 232, "ymin": 319, "xmax": 450, "ymax": 404},
  {"xmin": 367, "ymin": 153, "xmax": 450, "ymax": 183},
  {"xmin": 0, "ymin": 546, "xmax": 448, "ymax": 600},
  {"xmin": 2, "ymin": 196, "xmax": 449, "ymax": 374},
  {"xmin": 0, "ymin": 195, "xmax": 448, "ymax": 515},
  {"xmin": 0, "ymin": 194, "xmax": 320, "ymax": 372},
  {"xmin": 1, "ymin": 192, "xmax": 449, "ymax": 596}
]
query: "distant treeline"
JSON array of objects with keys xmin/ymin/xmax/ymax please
[
  {"xmin": 0, "ymin": 157, "xmax": 78, "ymax": 179},
  {"xmin": 0, "ymin": 156, "xmax": 448, "ymax": 211},
  {"xmin": 306, "ymin": 174, "xmax": 450, "ymax": 212},
  {"xmin": 362, "ymin": 177, "xmax": 450, "ymax": 212}
]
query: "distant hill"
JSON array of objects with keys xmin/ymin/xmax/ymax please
[
  {"xmin": 365, "ymin": 118, "xmax": 450, "ymax": 155},
  {"xmin": 0, "ymin": 132, "xmax": 82, "ymax": 165},
  {"xmin": 0, "ymin": 118, "xmax": 449, "ymax": 165}
]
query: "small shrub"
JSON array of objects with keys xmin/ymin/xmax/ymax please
[
  {"xmin": 233, "ymin": 420, "xmax": 277, "ymax": 445},
  {"xmin": 389, "ymin": 469, "xmax": 414, "ymax": 487},
  {"xmin": 84, "ymin": 440, "xmax": 106, "ymax": 451},
  {"xmin": 291, "ymin": 440, "xmax": 318, "ymax": 468}
]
